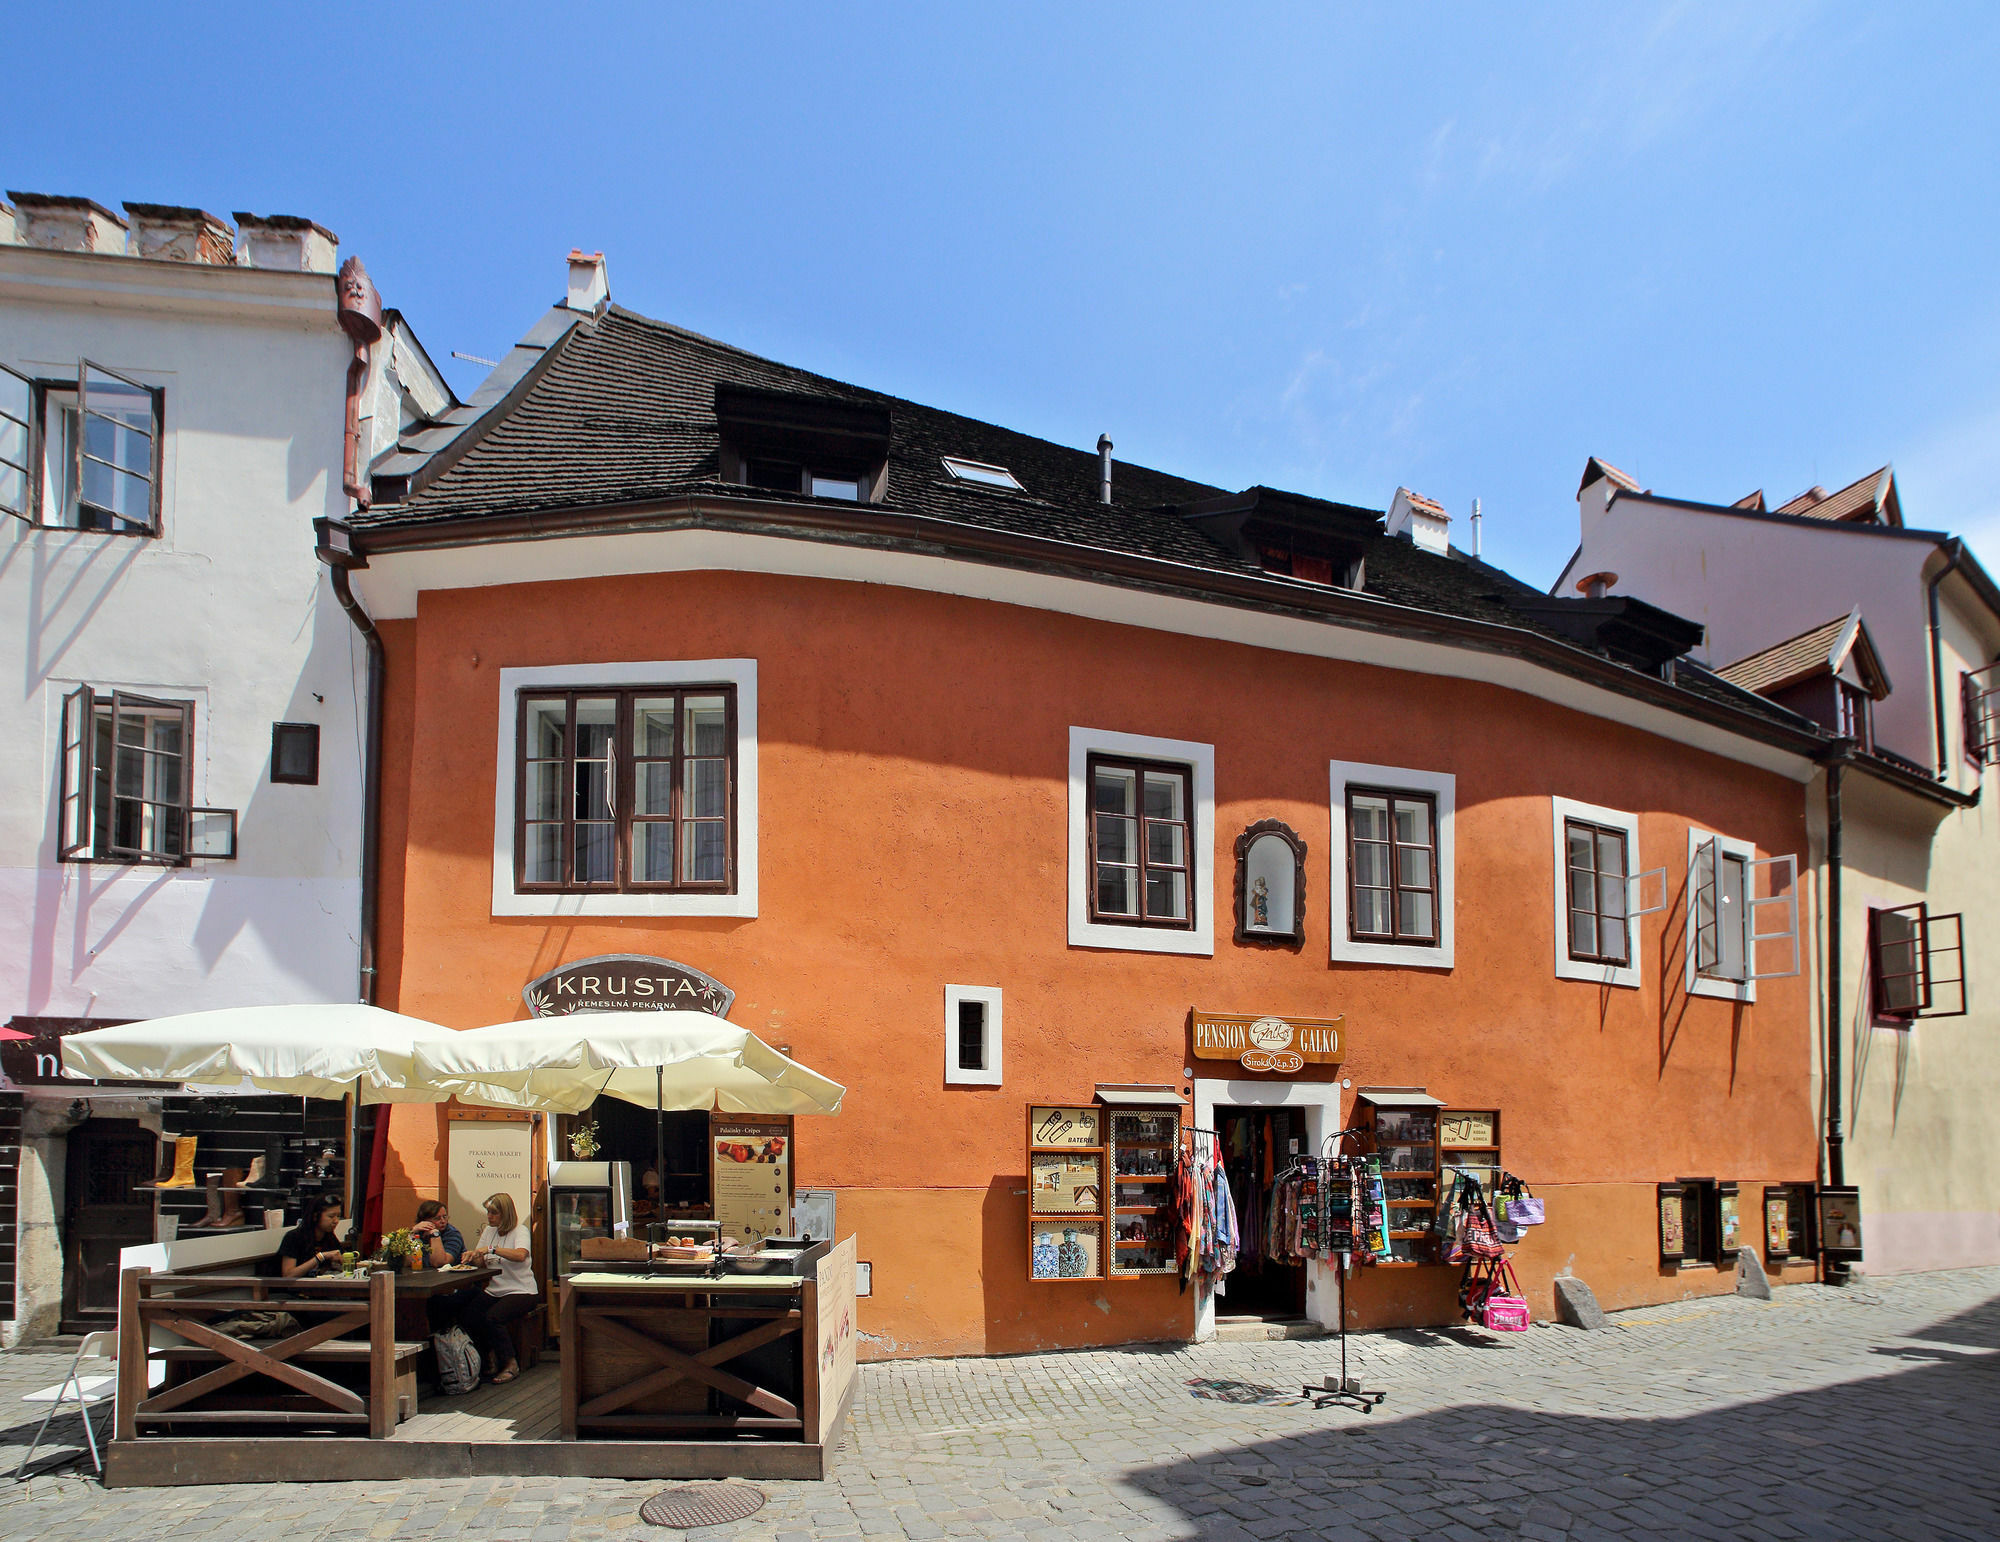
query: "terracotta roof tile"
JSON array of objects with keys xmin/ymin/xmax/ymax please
[{"xmin": 1717, "ymin": 611, "xmax": 1890, "ymax": 698}]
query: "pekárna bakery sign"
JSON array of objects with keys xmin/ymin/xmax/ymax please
[
  {"xmin": 523, "ymin": 955, "xmax": 735, "ymax": 1018},
  {"xmin": 1190, "ymin": 1009, "xmax": 1344, "ymax": 1074}
]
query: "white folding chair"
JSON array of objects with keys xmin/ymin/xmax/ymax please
[{"xmin": 13, "ymin": 1330, "xmax": 161, "ymax": 1481}]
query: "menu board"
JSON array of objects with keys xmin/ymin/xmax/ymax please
[{"xmin": 711, "ymin": 1117, "xmax": 792, "ymax": 1248}]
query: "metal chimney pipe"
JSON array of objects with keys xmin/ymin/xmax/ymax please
[
  {"xmin": 1097, "ymin": 435, "xmax": 1113, "ymax": 505},
  {"xmin": 1470, "ymin": 498, "xmax": 1482, "ymax": 559}
]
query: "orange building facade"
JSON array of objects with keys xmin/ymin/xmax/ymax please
[{"xmin": 341, "ymin": 299, "xmax": 1828, "ymax": 1359}]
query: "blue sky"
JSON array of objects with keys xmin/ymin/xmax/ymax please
[{"xmin": 10, "ymin": 4, "xmax": 1999, "ymax": 584}]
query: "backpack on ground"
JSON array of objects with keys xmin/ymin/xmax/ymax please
[{"xmin": 434, "ymin": 1326, "xmax": 481, "ymax": 1395}]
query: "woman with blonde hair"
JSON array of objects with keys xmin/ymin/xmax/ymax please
[{"xmin": 457, "ymin": 1191, "xmax": 537, "ymax": 1384}]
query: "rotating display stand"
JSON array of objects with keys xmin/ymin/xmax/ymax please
[{"xmin": 1305, "ymin": 1126, "xmax": 1387, "ymax": 1414}]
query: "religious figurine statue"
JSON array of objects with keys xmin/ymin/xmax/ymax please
[{"xmin": 1251, "ymin": 875, "xmax": 1270, "ymax": 929}]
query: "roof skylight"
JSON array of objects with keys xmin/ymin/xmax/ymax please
[{"xmin": 941, "ymin": 456, "xmax": 1024, "ymax": 492}]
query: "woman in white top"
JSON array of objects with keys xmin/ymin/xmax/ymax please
[{"xmin": 457, "ymin": 1192, "xmax": 537, "ymax": 1384}]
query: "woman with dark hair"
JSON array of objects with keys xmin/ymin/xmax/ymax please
[
  {"xmin": 278, "ymin": 1194, "xmax": 349, "ymax": 1278},
  {"xmin": 458, "ymin": 1192, "xmax": 536, "ymax": 1383}
]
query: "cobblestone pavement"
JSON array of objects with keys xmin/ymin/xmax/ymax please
[{"xmin": 2, "ymin": 1268, "xmax": 1995, "ymax": 1540}]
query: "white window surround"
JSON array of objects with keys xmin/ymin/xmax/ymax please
[
  {"xmin": 491, "ymin": 659, "xmax": 758, "ymax": 917},
  {"xmin": 1685, "ymin": 826, "xmax": 1757, "ymax": 1004},
  {"xmin": 1067, "ymin": 726, "xmax": 1215, "ymax": 956},
  {"xmin": 1329, "ymin": 759, "xmax": 1455, "ymax": 970},
  {"xmin": 1550, "ymin": 795, "xmax": 1641, "ymax": 990},
  {"xmin": 943, "ymin": 984, "xmax": 1003, "ymax": 1087}
]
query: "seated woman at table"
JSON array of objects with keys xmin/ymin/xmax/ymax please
[
  {"xmin": 278, "ymin": 1194, "xmax": 348, "ymax": 1278},
  {"xmin": 457, "ymin": 1192, "xmax": 537, "ymax": 1384},
  {"xmin": 412, "ymin": 1199, "xmax": 465, "ymax": 1269}
]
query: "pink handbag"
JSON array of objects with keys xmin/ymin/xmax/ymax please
[{"xmin": 1482, "ymin": 1261, "xmax": 1530, "ymax": 1331}]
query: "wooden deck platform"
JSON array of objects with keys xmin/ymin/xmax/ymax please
[{"xmin": 103, "ymin": 1355, "xmax": 854, "ymax": 1486}]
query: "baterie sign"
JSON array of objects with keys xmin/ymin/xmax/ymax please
[
  {"xmin": 1190, "ymin": 1009, "xmax": 1344, "ymax": 1074},
  {"xmin": 523, "ymin": 954, "xmax": 735, "ymax": 1018}
]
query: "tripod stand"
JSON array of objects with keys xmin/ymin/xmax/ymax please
[{"xmin": 1305, "ymin": 1126, "xmax": 1387, "ymax": 1412}]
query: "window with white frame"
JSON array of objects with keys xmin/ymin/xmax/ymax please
[
  {"xmin": 1330, "ymin": 760, "xmax": 1456, "ymax": 969},
  {"xmin": 1550, "ymin": 797, "xmax": 1645, "ymax": 988},
  {"xmin": 944, "ymin": 985, "xmax": 1003, "ymax": 1087},
  {"xmin": 0, "ymin": 360, "xmax": 162, "ymax": 534},
  {"xmin": 1068, "ymin": 727, "xmax": 1214, "ymax": 956},
  {"xmin": 492, "ymin": 660, "xmax": 758, "ymax": 918},
  {"xmin": 1686, "ymin": 829, "xmax": 1800, "ymax": 1001}
]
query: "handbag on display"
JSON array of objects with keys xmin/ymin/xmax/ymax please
[
  {"xmin": 1493, "ymin": 1208, "xmax": 1525, "ymax": 1245},
  {"xmin": 1457, "ymin": 1201, "xmax": 1505, "ymax": 1261},
  {"xmin": 1504, "ymin": 1177, "xmax": 1546, "ymax": 1227},
  {"xmin": 1458, "ymin": 1255, "xmax": 1501, "ymax": 1321},
  {"xmin": 1481, "ymin": 1260, "xmax": 1531, "ymax": 1332}
]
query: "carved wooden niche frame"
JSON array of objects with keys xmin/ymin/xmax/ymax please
[{"xmin": 1233, "ymin": 819, "xmax": 1307, "ymax": 949}]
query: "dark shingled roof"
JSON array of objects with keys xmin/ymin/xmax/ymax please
[{"xmin": 355, "ymin": 304, "xmax": 1824, "ymax": 742}]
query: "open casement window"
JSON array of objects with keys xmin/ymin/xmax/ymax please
[
  {"xmin": 0, "ymin": 363, "xmax": 32, "ymax": 524},
  {"xmin": 1565, "ymin": 818, "xmax": 1631, "ymax": 965},
  {"xmin": 73, "ymin": 361, "xmax": 161, "ymax": 534},
  {"xmin": 1871, "ymin": 903, "xmax": 1968, "ymax": 1022},
  {"xmin": 517, "ymin": 687, "xmax": 736, "ymax": 894},
  {"xmin": 1088, "ymin": 755, "xmax": 1193, "ymax": 928},
  {"xmin": 1964, "ymin": 664, "xmax": 2000, "ymax": 768},
  {"xmin": 57, "ymin": 687, "xmax": 194, "ymax": 865}
]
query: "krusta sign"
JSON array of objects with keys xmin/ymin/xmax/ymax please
[
  {"xmin": 1190, "ymin": 1010, "xmax": 1344, "ymax": 1075},
  {"xmin": 522, "ymin": 955, "xmax": 735, "ymax": 1018}
]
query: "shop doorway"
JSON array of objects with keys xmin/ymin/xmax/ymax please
[
  {"xmin": 1215, "ymin": 1105, "xmax": 1308, "ymax": 1319},
  {"xmin": 61, "ymin": 1117, "xmax": 156, "ymax": 1333},
  {"xmin": 556, "ymin": 1100, "xmax": 711, "ymax": 1224}
]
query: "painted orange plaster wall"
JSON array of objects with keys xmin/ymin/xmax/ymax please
[{"xmin": 378, "ymin": 567, "xmax": 1817, "ymax": 1354}]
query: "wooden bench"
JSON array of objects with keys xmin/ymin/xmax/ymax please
[
  {"xmin": 507, "ymin": 1303, "xmax": 547, "ymax": 1371},
  {"xmin": 155, "ymin": 1339, "xmax": 426, "ymax": 1423}
]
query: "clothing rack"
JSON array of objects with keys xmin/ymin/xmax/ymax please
[{"xmin": 1304, "ymin": 1125, "xmax": 1386, "ymax": 1413}]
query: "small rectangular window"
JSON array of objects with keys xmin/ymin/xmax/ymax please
[
  {"xmin": 1088, "ymin": 755, "xmax": 1193, "ymax": 928},
  {"xmin": 809, "ymin": 474, "xmax": 860, "ymax": 501},
  {"xmin": 271, "ymin": 722, "xmax": 321, "ymax": 785},
  {"xmin": 944, "ymin": 985, "xmax": 1002, "ymax": 1086},
  {"xmin": 189, "ymin": 808, "xmax": 239, "ymax": 859},
  {"xmin": 1346, "ymin": 788, "xmax": 1438, "ymax": 945},
  {"xmin": 940, "ymin": 456, "xmax": 1024, "ymax": 492},
  {"xmin": 1565, "ymin": 818, "xmax": 1629, "ymax": 965}
]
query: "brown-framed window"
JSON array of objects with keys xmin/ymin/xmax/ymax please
[
  {"xmin": 1088, "ymin": 754, "xmax": 1193, "ymax": 927},
  {"xmin": 1964, "ymin": 664, "xmax": 1999, "ymax": 769},
  {"xmin": 1346, "ymin": 788, "xmax": 1437, "ymax": 944},
  {"xmin": 22, "ymin": 363, "xmax": 163, "ymax": 535},
  {"xmin": 1564, "ymin": 817, "xmax": 1630, "ymax": 966},
  {"xmin": 270, "ymin": 722, "xmax": 320, "ymax": 785},
  {"xmin": 516, "ymin": 686, "xmax": 736, "ymax": 893},
  {"xmin": 57, "ymin": 686, "xmax": 194, "ymax": 865},
  {"xmin": 0, "ymin": 362, "xmax": 31, "ymax": 525},
  {"xmin": 1834, "ymin": 681, "xmax": 1872, "ymax": 750},
  {"xmin": 1870, "ymin": 903, "xmax": 1968, "ymax": 1023}
]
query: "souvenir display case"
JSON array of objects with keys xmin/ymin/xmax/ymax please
[
  {"xmin": 1440, "ymin": 1110, "xmax": 1502, "ymax": 1203},
  {"xmin": 1108, "ymin": 1108, "xmax": 1180, "ymax": 1275},
  {"xmin": 1763, "ymin": 1182, "xmax": 1815, "ymax": 1263},
  {"xmin": 1027, "ymin": 1106, "xmax": 1105, "ymax": 1280},
  {"xmin": 1364, "ymin": 1103, "xmax": 1438, "ymax": 1264}
]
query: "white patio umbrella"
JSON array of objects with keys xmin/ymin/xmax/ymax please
[
  {"xmin": 409, "ymin": 1010, "xmax": 845, "ymax": 1118},
  {"xmin": 60, "ymin": 1004, "xmax": 531, "ymax": 1106}
]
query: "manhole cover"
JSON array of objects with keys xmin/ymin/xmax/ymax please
[{"xmin": 640, "ymin": 1483, "xmax": 767, "ymax": 1528}]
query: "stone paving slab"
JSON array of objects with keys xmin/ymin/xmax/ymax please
[{"xmin": 0, "ymin": 1268, "xmax": 1995, "ymax": 1539}]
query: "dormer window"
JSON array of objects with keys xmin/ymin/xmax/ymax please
[
  {"xmin": 717, "ymin": 385, "xmax": 890, "ymax": 507},
  {"xmin": 941, "ymin": 456, "xmax": 1024, "ymax": 492},
  {"xmin": 1835, "ymin": 681, "xmax": 1872, "ymax": 750}
]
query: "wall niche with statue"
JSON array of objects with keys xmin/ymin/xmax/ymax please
[{"xmin": 1234, "ymin": 820, "xmax": 1307, "ymax": 949}]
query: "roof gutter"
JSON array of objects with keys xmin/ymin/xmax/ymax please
[{"xmin": 347, "ymin": 492, "xmax": 1834, "ymax": 768}]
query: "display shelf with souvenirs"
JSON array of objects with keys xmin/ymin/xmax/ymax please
[
  {"xmin": 1108, "ymin": 1107, "xmax": 1181, "ymax": 1275},
  {"xmin": 1440, "ymin": 1109, "xmax": 1503, "ymax": 1208},
  {"xmin": 1362, "ymin": 1102, "xmax": 1440, "ymax": 1266},
  {"xmin": 1027, "ymin": 1105, "xmax": 1106, "ymax": 1280}
]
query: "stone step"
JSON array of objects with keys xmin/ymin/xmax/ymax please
[{"xmin": 1212, "ymin": 1316, "xmax": 1327, "ymax": 1341}]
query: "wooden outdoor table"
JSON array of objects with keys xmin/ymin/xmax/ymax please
[{"xmin": 383, "ymin": 1265, "xmax": 499, "ymax": 1344}]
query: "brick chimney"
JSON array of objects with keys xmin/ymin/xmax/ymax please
[
  {"xmin": 123, "ymin": 203, "xmax": 235, "ymax": 265},
  {"xmin": 566, "ymin": 249, "xmax": 610, "ymax": 312},
  {"xmin": 6, "ymin": 192, "xmax": 129, "ymax": 254},
  {"xmin": 234, "ymin": 213, "xmax": 339, "ymax": 274}
]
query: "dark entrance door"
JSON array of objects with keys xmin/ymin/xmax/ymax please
[
  {"xmin": 1216, "ymin": 1106, "xmax": 1309, "ymax": 1318},
  {"xmin": 61, "ymin": 1118, "xmax": 156, "ymax": 1333}
]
